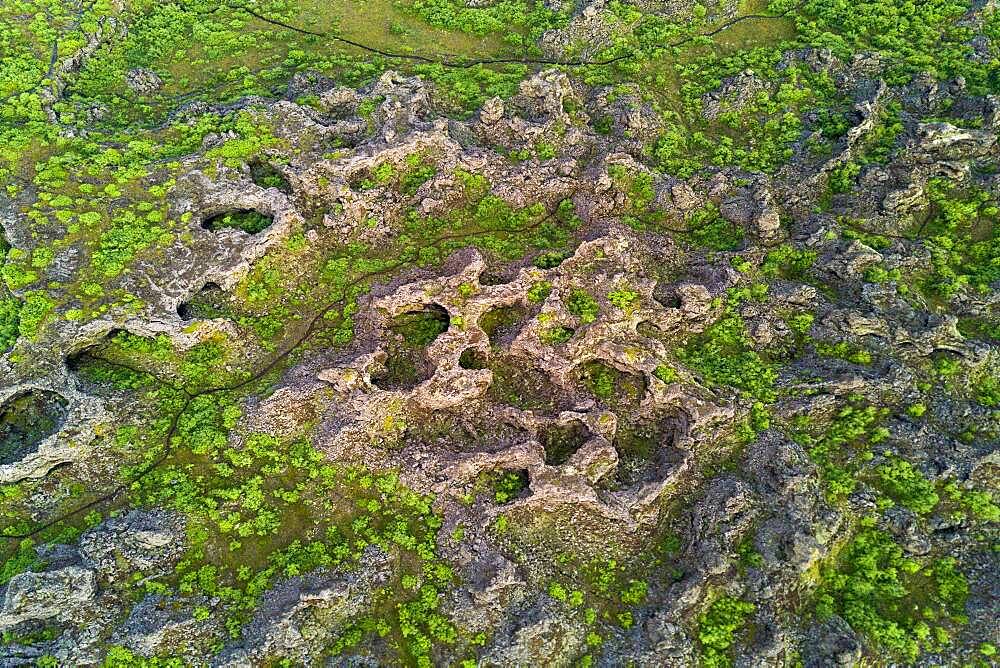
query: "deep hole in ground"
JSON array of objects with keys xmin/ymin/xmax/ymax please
[
  {"xmin": 487, "ymin": 356, "xmax": 573, "ymax": 415},
  {"xmin": 540, "ymin": 419, "xmax": 590, "ymax": 466},
  {"xmin": 459, "ymin": 347, "xmax": 488, "ymax": 370},
  {"xmin": 0, "ymin": 390, "xmax": 69, "ymax": 465},
  {"xmin": 610, "ymin": 413, "xmax": 688, "ymax": 489},
  {"xmin": 249, "ymin": 162, "xmax": 291, "ymax": 193},
  {"xmin": 371, "ymin": 304, "xmax": 450, "ymax": 391},
  {"xmin": 577, "ymin": 360, "xmax": 648, "ymax": 412},
  {"xmin": 479, "ymin": 304, "xmax": 530, "ymax": 347},
  {"xmin": 177, "ymin": 282, "xmax": 226, "ymax": 321},
  {"xmin": 202, "ymin": 209, "xmax": 274, "ymax": 234}
]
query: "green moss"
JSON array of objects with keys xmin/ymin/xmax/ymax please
[
  {"xmin": 479, "ymin": 305, "xmax": 527, "ymax": 345},
  {"xmin": 917, "ymin": 180, "xmax": 1000, "ymax": 300},
  {"xmin": 815, "ymin": 339, "xmax": 872, "ymax": 365},
  {"xmin": 761, "ymin": 244, "xmax": 817, "ymax": 280},
  {"xmin": 874, "ymin": 457, "xmax": 940, "ymax": 515},
  {"xmin": 684, "ymin": 204, "xmax": 744, "ymax": 252},
  {"xmin": 540, "ymin": 420, "xmax": 589, "ymax": 466},
  {"xmin": 492, "ymin": 469, "xmax": 528, "ymax": 504},
  {"xmin": 487, "ymin": 358, "xmax": 565, "ymax": 411},
  {"xmin": 0, "ymin": 539, "xmax": 41, "ymax": 586},
  {"xmin": 540, "ymin": 324, "xmax": 574, "ymax": 345},
  {"xmin": 203, "ymin": 210, "xmax": 273, "ymax": 234},
  {"xmin": 391, "ymin": 307, "xmax": 450, "ymax": 346},
  {"xmin": 677, "ymin": 287, "xmax": 776, "ymax": 402},
  {"xmin": 526, "ymin": 280, "xmax": 552, "ymax": 303},
  {"xmin": 790, "ymin": 399, "xmax": 889, "ymax": 502},
  {"xmin": 653, "ymin": 364, "xmax": 678, "ymax": 384},
  {"xmin": 696, "ymin": 595, "xmax": 756, "ymax": 668},
  {"xmin": 579, "ymin": 361, "xmax": 647, "ymax": 411},
  {"xmin": 0, "ymin": 295, "xmax": 20, "ymax": 352},
  {"xmin": 815, "ymin": 521, "xmax": 969, "ymax": 663},
  {"xmin": 566, "ymin": 288, "xmax": 600, "ymax": 324},
  {"xmin": 16, "ymin": 291, "xmax": 55, "ymax": 339},
  {"xmin": 607, "ymin": 286, "xmax": 640, "ymax": 313},
  {"xmin": 101, "ymin": 646, "xmax": 185, "ymax": 667}
]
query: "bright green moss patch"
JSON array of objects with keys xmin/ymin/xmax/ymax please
[
  {"xmin": 790, "ymin": 399, "xmax": 888, "ymax": 502},
  {"xmin": 874, "ymin": 457, "xmax": 939, "ymax": 515},
  {"xmin": 677, "ymin": 286, "xmax": 777, "ymax": 402},
  {"xmin": 0, "ymin": 296, "xmax": 20, "ymax": 352},
  {"xmin": 566, "ymin": 288, "xmax": 600, "ymax": 324},
  {"xmin": 816, "ymin": 522, "xmax": 969, "ymax": 663},
  {"xmin": 16, "ymin": 291, "xmax": 55, "ymax": 339},
  {"xmin": 917, "ymin": 179, "xmax": 1000, "ymax": 301},
  {"xmin": 779, "ymin": 0, "xmax": 993, "ymax": 90},
  {"xmin": 0, "ymin": 539, "xmax": 41, "ymax": 587},
  {"xmin": 696, "ymin": 595, "xmax": 755, "ymax": 668},
  {"xmin": 815, "ymin": 339, "xmax": 873, "ymax": 365},
  {"xmin": 132, "ymin": 425, "xmax": 456, "ymax": 663},
  {"xmin": 491, "ymin": 469, "xmax": 529, "ymax": 504},
  {"xmin": 761, "ymin": 244, "xmax": 816, "ymax": 280}
]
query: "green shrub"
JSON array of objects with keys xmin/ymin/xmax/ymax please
[
  {"xmin": 790, "ymin": 400, "xmax": 888, "ymax": 501},
  {"xmin": 816, "ymin": 523, "xmax": 968, "ymax": 663},
  {"xmin": 761, "ymin": 244, "xmax": 817, "ymax": 279},
  {"xmin": 684, "ymin": 204, "xmax": 744, "ymax": 251},
  {"xmin": 874, "ymin": 457, "xmax": 939, "ymax": 515},
  {"xmin": 697, "ymin": 595, "xmax": 755, "ymax": 668},
  {"xmin": 607, "ymin": 287, "xmax": 640, "ymax": 313},
  {"xmin": 492, "ymin": 470, "xmax": 528, "ymax": 504},
  {"xmin": 0, "ymin": 295, "xmax": 20, "ymax": 351}
]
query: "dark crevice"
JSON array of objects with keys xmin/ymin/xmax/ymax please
[
  {"xmin": 459, "ymin": 347, "xmax": 488, "ymax": 370},
  {"xmin": 487, "ymin": 356, "xmax": 574, "ymax": 415},
  {"xmin": 0, "ymin": 390, "xmax": 69, "ymax": 466},
  {"xmin": 540, "ymin": 420, "xmax": 590, "ymax": 466},
  {"xmin": 202, "ymin": 209, "xmax": 274, "ymax": 234},
  {"xmin": 177, "ymin": 282, "xmax": 225, "ymax": 321},
  {"xmin": 249, "ymin": 162, "xmax": 291, "ymax": 194},
  {"xmin": 577, "ymin": 360, "xmax": 648, "ymax": 412},
  {"xmin": 611, "ymin": 413, "xmax": 688, "ymax": 489},
  {"xmin": 479, "ymin": 304, "xmax": 530, "ymax": 347},
  {"xmin": 371, "ymin": 305, "xmax": 451, "ymax": 391}
]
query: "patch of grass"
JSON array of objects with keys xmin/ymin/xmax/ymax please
[
  {"xmin": 790, "ymin": 398, "xmax": 889, "ymax": 502},
  {"xmin": 684, "ymin": 204, "xmax": 744, "ymax": 251},
  {"xmin": 874, "ymin": 457, "xmax": 939, "ymax": 515}
]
